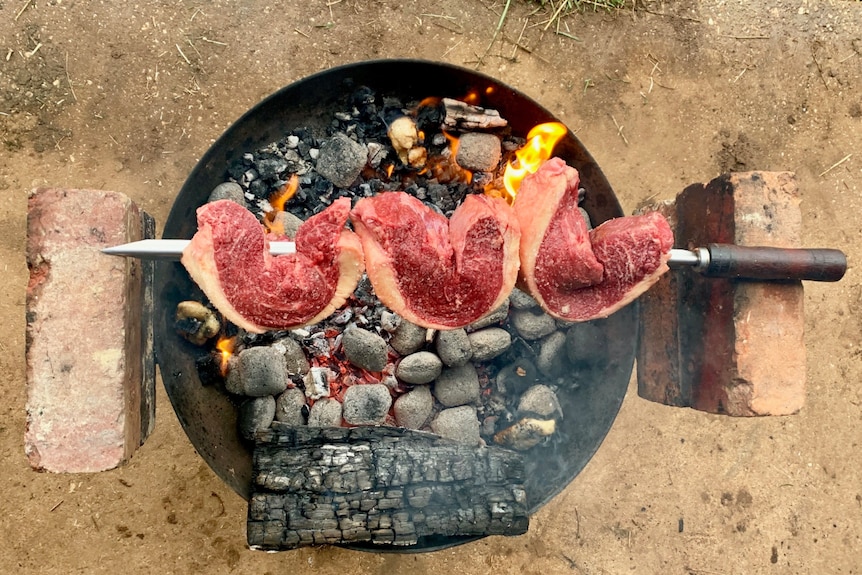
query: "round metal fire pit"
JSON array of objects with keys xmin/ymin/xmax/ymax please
[{"xmin": 154, "ymin": 59, "xmax": 636, "ymax": 551}]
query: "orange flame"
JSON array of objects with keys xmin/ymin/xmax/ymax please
[
  {"xmin": 497, "ymin": 122, "xmax": 568, "ymax": 204},
  {"xmin": 270, "ymin": 174, "xmax": 299, "ymax": 213},
  {"xmin": 215, "ymin": 335, "xmax": 236, "ymax": 376},
  {"xmin": 264, "ymin": 174, "xmax": 299, "ymax": 234}
]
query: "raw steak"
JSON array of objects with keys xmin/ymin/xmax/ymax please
[
  {"xmin": 181, "ymin": 198, "xmax": 365, "ymax": 333},
  {"xmin": 514, "ymin": 158, "xmax": 673, "ymax": 321},
  {"xmin": 514, "ymin": 158, "xmax": 604, "ymax": 295},
  {"xmin": 350, "ymin": 192, "xmax": 520, "ymax": 330}
]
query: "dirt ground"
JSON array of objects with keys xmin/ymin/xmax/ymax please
[{"xmin": 2, "ymin": 0, "xmax": 861, "ymax": 573}]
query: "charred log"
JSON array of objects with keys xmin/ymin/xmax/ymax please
[{"xmin": 247, "ymin": 423, "xmax": 529, "ymax": 549}]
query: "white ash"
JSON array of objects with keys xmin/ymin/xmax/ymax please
[
  {"xmin": 393, "ymin": 386, "xmax": 434, "ymax": 429},
  {"xmin": 395, "ymin": 351, "xmax": 443, "ymax": 385},
  {"xmin": 430, "ymin": 406, "xmax": 481, "ymax": 446},
  {"xmin": 435, "ymin": 328, "xmax": 473, "ymax": 367},
  {"xmin": 342, "ymin": 383, "xmax": 392, "ymax": 425},
  {"xmin": 303, "ymin": 367, "xmax": 332, "ymax": 400},
  {"xmin": 468, "ymin": 327, "xmax": 512, "ymax": 362},
  {"xmin": 441, "ymin": 97, "xmax": 508, "ymax": 131},
  {"xmin": 432, "ymin": 363, "xmax": 480, "ymax": 407}
]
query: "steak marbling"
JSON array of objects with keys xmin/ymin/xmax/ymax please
[
  {"xmin": 350, "ymin": 192, "xmax": 520, "ymax": 330},
  {"xmin": 514, "ymin": 159, "xmax": 673, "ymax": 321},
  {"xmin": 181, "ymin": 198, "xmax": 365, "ymax": 333}
]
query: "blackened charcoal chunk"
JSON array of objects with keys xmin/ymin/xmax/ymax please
[
  {"xmin": 227, "ymin": 160, "xmax": 249, "ymax": 182},
  {"xmin": 351, "ymin": 85, "xmax": 376, "ymax": 106},
  {"xmin": 195, "ymin": 353, "xmax": 222, "ymax": 387},
  {"xmin": 248, "ymin": 178, "xmax": 270, "ymax": 201},
  {"xmin": 256, "ymin": 153, "xmax": 289, "ymax": 179},
  {"xmin": 415, "ymin": 99, "xmax": 446, "ymax": 134},
  {"xmin": 427, "ymin": 183, "xmax": 455, "ymax": 213},
  {"xmin": 238, "ymin": 396, "xmax": 276, "ymax": 440},
  {"xmin": 496, "ymin": 359, "xmax": 540, "ymax": 397}
]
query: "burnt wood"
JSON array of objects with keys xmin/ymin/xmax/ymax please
[
  {"xmin": 247, "ymin": 423, "xmax": 529, "ymax": 550},
  {"xmin": 140, "ymin": 211, "xmax": 156, "ymax": 442}
]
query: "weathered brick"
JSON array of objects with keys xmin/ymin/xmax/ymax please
[
  {"xmin": 635, "ymin": 200, "xmax": 687, "ymax": 406},
  {"xmin": 636, "ymin": 172, "xmax": 805, "ymax": 416},
  {"xmin": 25, "ymin": 188, "xmax": 155, "ymax": 472}
]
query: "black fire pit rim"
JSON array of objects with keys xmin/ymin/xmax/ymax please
[{"xmin": 156, "ymin": 57, "xmax": 636, "ymax": 554}]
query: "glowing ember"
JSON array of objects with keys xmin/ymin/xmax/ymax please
[
  {"xmin": 419, "ymin": 131, "xmax": 472, "ymax": 184},
  {"xmin": 264, "ymin": 174, "xmax": 299, "ymax": 234},
  {"xmin": 496, "ymin": 122, "xmax": 568, "ymax": 204},
  {"xmin": 216, "ymin": 335, "xmax": 236, "ymax": 376}
]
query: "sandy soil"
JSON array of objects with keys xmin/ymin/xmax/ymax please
[{"xmin": 2, "ymin": 1, "xmax": 861, "ymax": 573}]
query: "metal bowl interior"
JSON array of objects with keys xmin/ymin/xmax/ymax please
[{"xmin": 154, "ymin": 59, "xmax": 636, "ymax": 552}]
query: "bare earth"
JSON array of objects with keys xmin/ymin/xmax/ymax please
[{"xmin": 2, "ymin": 1, "xmax": 861, "ymax": 573}]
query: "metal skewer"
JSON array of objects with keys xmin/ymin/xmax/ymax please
[{"xmin": 101, "ymin": 240, "xmax": 846, "ymax": 282}]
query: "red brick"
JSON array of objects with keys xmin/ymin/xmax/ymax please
[
  {"xmin": 25, "ymin": 188, "xmax": 154, "ymax": 472},
  {"xmin": 634, "ymin": 200, "xmax": 687, "ymax": 406},
  {"xmin": 636, "ymin": 172, "xmax": 805, "ymax": 416}
]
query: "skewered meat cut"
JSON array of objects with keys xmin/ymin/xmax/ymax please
[
  {"xmin": 181, "ymin": 198, "xmax": 365, "ymax": 333},
  {"xmin": 514, "ymin": 158, "xmax": 673, "ymax": 321},
  {"xmin": 350, "ymin": 192, "xmax": 521, "ymax": 330}
]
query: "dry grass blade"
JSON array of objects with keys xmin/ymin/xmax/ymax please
[{"xmin": 537, "ymin": 0, "xmax": 626, "ymax": 34}]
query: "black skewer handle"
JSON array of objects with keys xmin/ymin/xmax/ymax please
[{"xmin": 702, "ymin": 244, "xmax": 847, "ymax": 282}]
